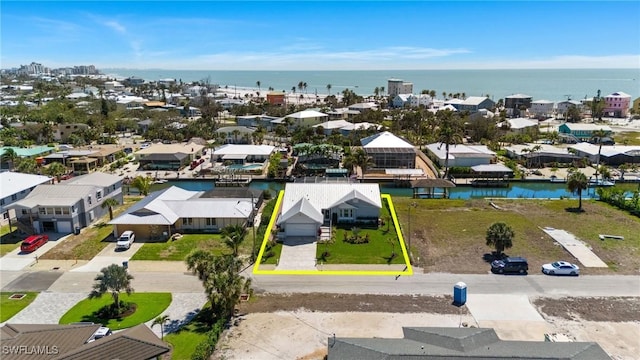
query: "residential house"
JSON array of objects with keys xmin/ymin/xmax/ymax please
[
  {"xmin": 212, "ymin": 144, "xmax": 275, "ymax": 164},
  {"xmin": 558, "ymin": 123, "xmax": 612, "ymax": 141},
  {"xmin": 506, "ymin": 144, "xmax": 581, "ymax": 167},
  {"xmin": 9, "ymin": 172, "xmax": 123, "ymax": 234},
  {"xmin": 387, "ymin": 78, "xmax": 413, "ymax": 96},
  {"xmin": 408, "ymin": 94, "xmax": 433, "ymax": 108},
  {"xmin": 215, "ymin": 99, "xmax": 245, "ymax": 110},
  {"xmin": 136, "ymin": 142, "xmax": 204, "ymax": 171},
  {"xmin": 631, "ymin": 97, "xmax": 640, "ymax": 116},
  {"xmin": 0, "ymin": 172, "xmax": 51, "ymax": 225},
  {"xmin": 0, "ymin": 323, "xmax": 169, "ymax": 360},
  {"xmin": 444, "ymin": 98, "xmax": 465, "ymax": 110},
  {"xmin": 458, "ymin": 96, "xmax": 495, "ymax": 113},
  {"xmin": 236, "ymin": 115, "xmax": 280, "ymax": 131},
  {"xmin": 109, "ymin": 186, "xmax": 261, "ymax": 239},
  {"xmin": 276, "ymin": 183, "xmax": 381, "ymax": 237},
  {"xmin": 327, "ymin": 327, "xmax": 610, "ymax": 359},
  {"xmin": 266, "ymin": 91, "xmax": 286, "ymax": 105},
  {"xmin": 604, "ymin": 91, "xmax": 632, "ymax": 118},
  {"xmin": 53, "ymin": 123, "xmax": 90, "ymax": 142},
  {"xmin": 556, "ymin": 100, "xmax": 583, "ymax": 119},
  {"xmin": 116, "ymin": 96, "xmax": 147, "ymax": 111},
  {"xmin": 283, "ymin": 109, "xmax": 329, "ymax": 128},
  {"xmin": 569, "ymin": 142, "xmax": 640, "ymax": 166},
  {"xmin": 425, "ymin": 143, "xmax": 496, "ymax": 168},
  {"xmin": 348, "ymin": 102, "xmax": 378, "ymax": 112},
  {"xmin": 530, "ymin": 100, "xmax": 555, "ymax": 118},
  {"xmin": 104, "ymin": 80, "xmax": 125, "ymax": 91},
  {"xmin": 312, "ymin": 120, "xmax": 353, "ymax": 136},
  {"xmin": 361, "ymin": 131, "xmax": 416, "ymax": 169},
  {"xmin": 0, "ymin": 146, "xmax": 55, "ymax": 168},
  {"xmin": 500, "ymin": 117, "xmax": 539, "ymax": 135},
  {"xmin": 392, "ymin": 94, "xmax": 411, "ymax": 108},
  {"xmin": 216, "ymin": 126, "xmax": 256, "ymax": 144},
  {"xmin": 504, "ymin": 94, "xmax": 532, "ymax": 116}
]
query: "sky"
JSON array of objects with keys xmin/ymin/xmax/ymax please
[{"xmin": 1, "ymin": 1, "xmax": 639, "ymax": 70}]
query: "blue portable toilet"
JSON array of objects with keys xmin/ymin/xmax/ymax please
[{"xmin": 453, "ymin": 282, "xmax": 467, "ymax": 306}]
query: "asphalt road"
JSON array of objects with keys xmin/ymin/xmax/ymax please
[{"xmin": 4, "ymin": 269, "xmax": 637, "ymax": 298}]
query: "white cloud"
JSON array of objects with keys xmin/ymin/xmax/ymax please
[{"xmin": 104, "ymin": 20, "xmax": 127, "ymax": 34}]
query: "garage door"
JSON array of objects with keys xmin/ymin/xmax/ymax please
[
  {"xmin": 285, "ymin": 223, "xmax": 316, "ymax": 237},
  {"xmin": 56, "ymin": 221, "xmax": 72, "ymax": 234}
]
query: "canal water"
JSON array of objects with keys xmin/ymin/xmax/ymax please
[{"xmin": 149, "ymin": 180, "xmax": 639, "ymax": 199}]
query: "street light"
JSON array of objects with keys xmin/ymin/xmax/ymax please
[{"xmin": 408, "ymin": 202, "xmax": 418, "ymax": 264}]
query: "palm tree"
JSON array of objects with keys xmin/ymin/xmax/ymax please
[
  {"xmin": 185, "ymin": 249, "xmax": 215, "ymax": 281},
  {"xmin": 255, "ymin": 80, "xmax": 261, "ymax": 94},
  {"xmin": 131, "ymin": 176, "xmax": 152, "ymax": 196},
  {"xmin": 1, "ymin": 148, "xmax": 18, "ymax": 171},
  {"xmin": 297, "ymin": 81, "xmax": 304, "ymax": 93},
  {"xmin": 221, "ymin": 224, "xmax": 247, "ymax": 257},
  {"xmin": 567, "ymin": 169, "xmax": 589, "ymax": 211},
  {"xmin": 89, "ymin": 264, "xmax": 134, "ymax": 314},
  {"xmin": 152, "ymin": 314, "xmax": 170, "ymax": 340},
  {"xmin": 591, "ymin": 129, "xmax": 609, "ymax": 184},
  {"xmin": 436, "ymin": 110, "xmax": 464, "ymax": 179},
  {"xmin": 326, "ymin": 84, "xmax": 332, "ymax": 96},
  {"xmin": 44, "ymin": 162, "xmax": 67, "ymax": 183},
  {"xmin": 485, "ymin": 222, "xmax": 515, "ymax": 259},
  {"xmin": 101, "ymin": 197, "xmax": 120, "ymax": 220},
  {"xmin": 344, "ymin": 148, "xmax": 375, "ymax": 181}
]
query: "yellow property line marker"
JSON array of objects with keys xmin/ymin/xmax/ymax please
[{"xmin": 252, "ymin": 192, "xmax": 413, "ymax": 276}]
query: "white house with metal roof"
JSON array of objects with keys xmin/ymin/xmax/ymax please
[
  {"xmin": 277, "ymin": 183, "xmax": 381, "ymax": 237},
  {"xmin": 425, "ymin": 143, "xmax": 496, "ymax": 168},
  {"xmin": 109, "ymin": 186, "xmax": 259, "ymax": 239},
  {"xmin": 500, "ymin": 117, "xmax": 539, "ymax": 134},
  {"xmin": 283, "ymin": 109, "xmax": 328, "ymax": 127},
  {"xmin": 0, "ymin": 172, "xmax": 51, "ymax": 225},
  {"xmin": 212, "ymin": 144, "xmax": 275, "ymax": 164}
]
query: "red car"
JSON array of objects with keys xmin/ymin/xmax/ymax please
[{"xmin": 20, "ymin": 234, "xmax": 49, "ymax": 253}]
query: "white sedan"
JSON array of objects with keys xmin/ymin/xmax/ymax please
[{"xmin": 541, "ymin": 261, "xmax": 580, "ymax": 276}]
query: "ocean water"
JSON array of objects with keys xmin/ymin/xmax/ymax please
[{"xmin": 102, "ymin": 68, "xmax": 639, "ymax": 102}]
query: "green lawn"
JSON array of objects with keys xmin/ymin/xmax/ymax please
[
  {"xmin": 261, "ymin": 241, "xmax": 283, "ymax": 265},
  {"xmin": 59, "ymin": 293, "xmax": 172, "ymax": 330},
  {"xmin": 0, "ymin": 292, "xmax": 38, "ymax": 322},
  {"xmin": 131, "ymin": 234, "xmax": 228, "ymax": 261},
  {"xmin": 613, "ymin": 131, "xmax": 640, "ymax": 146},
  {"xmin": 392, "ymin": 197, "xmax": 640, "ymax": 274},
  {"xmin": 0, "ymin": 228, "xmax": 23, "ymax": 256},
  {"xmin": 316, "ymin": 198, "xmax": 405, "ymax": 265},
  {"xmin": 164, "ymin": 305, "xmax": 212, "ymax": 360}
]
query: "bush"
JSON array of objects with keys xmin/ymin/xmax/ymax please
[
  {"xmin": 190, "ymin": 318, "xmax": 225, "ymax": 360},
  {"xmin": 96, "ymin": 301, "xmax": 135, "ymax": 319}
]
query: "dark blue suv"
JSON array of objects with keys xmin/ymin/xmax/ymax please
[{"xmin": 491, "ymin": 257, "xmax": 528, "ymax": 274}]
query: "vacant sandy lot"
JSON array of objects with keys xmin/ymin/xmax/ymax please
[{"xmin": 215, "ymin": 295, "xmax": 640, "ymax": 360}]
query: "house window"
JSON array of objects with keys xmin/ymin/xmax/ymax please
[
  {"xmin": 62, "ymin": 208, "xmax": 70, "ymax": 215},
  {"xmin": 22, "ymin": 209, "xmax": 28, "ymax": 215},
  {"xmin": 206, "ymin": 218, "xmax": 216, "ymax": 226},
  {"xmin": 11, "ymin": 194, "xmax": 17, "ymax": 201},
  {"xmin": 96, "ymin": 191, "xmax": 102, "ymax": 201},
  {"xmin": 88, "ymin": 196, "xmax": 92, "ymax": 205},
  {"xmin": 55, "ymin": 208, "xmax": 63, "ymax": 215},
  {"xmin": 184, "ymin": 218, "xmax": 193, "ymax": 226},
  {"xmin": 47, "ymin": 207, "xmax": 55, "ymax": 215},
  {"xmin": 340, "ymin": 209, "xmax": 353, "ymax": 218},
  {"xmin": 0, "ymin": 199, "xmax": 4, "ymax": 206}
]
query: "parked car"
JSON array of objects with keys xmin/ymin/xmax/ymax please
[
  {"xmin": 116, "ymin": 231, "xmax": 135, "ymax": 250},
  {"xmin": 20, "ymin": 234, "xmax": 49, "ymax": 253},
  {"xmin": 491, "ymin": 257, "xmax": 528, "ymax": 274},
  {"xmin": 542, "ymin": 261, "xmax": 580, "ymax": 276}
]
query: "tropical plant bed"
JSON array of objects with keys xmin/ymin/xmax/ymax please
[
  {"xmin": 260, "ymin": 241, "xmax": 283, "ymax": 265},
  {"xmin": 392, "ymin": 198, "xmax": 640, "ymax": 275},
  {"xmin": 0, "ymin": 292, "xmax": 38, "ymax": 322},
  {"xmin": 59, "ymin": 292, "xmax": 171, "ymax": 330},
  {"xmin": 131, "ymin": 234, "xmax": 227, "ymax": 261}
]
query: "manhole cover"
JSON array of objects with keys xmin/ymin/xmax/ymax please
[{"xmin": 9, "ymin": 293, "xmax": 26, "ymax": 300}]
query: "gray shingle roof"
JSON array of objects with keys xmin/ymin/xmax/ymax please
[{"xmin": 328, "ymin": 327, "xmax": 611, "ymax": 360}]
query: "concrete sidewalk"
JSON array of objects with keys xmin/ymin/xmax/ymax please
[{"xmin": 70, "ymin": 243, "xmax": 143, "ymax": 272}]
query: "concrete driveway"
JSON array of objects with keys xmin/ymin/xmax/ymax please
[
  {"xmin": 276, "ymin": 237, "xmax": 317, "ymax": 271},
  {"xmin": 465, "ymin": 294, "xmax": 549, "ymax": 341},
  {"xmin": 0, "ymin": 233, "xmax": 73, "ymax": 271},
  {"xmin": 69, "ymin": 243, "xmax": 143, "ymax": 273}
]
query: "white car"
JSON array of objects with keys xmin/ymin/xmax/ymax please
[
  {"xmin": 116, "ymin": 231, "xmax": 135, "ymax": 250},
  {"xmin": 541, "ymin": 261, "xmax": 580, "ymax": 276}
]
